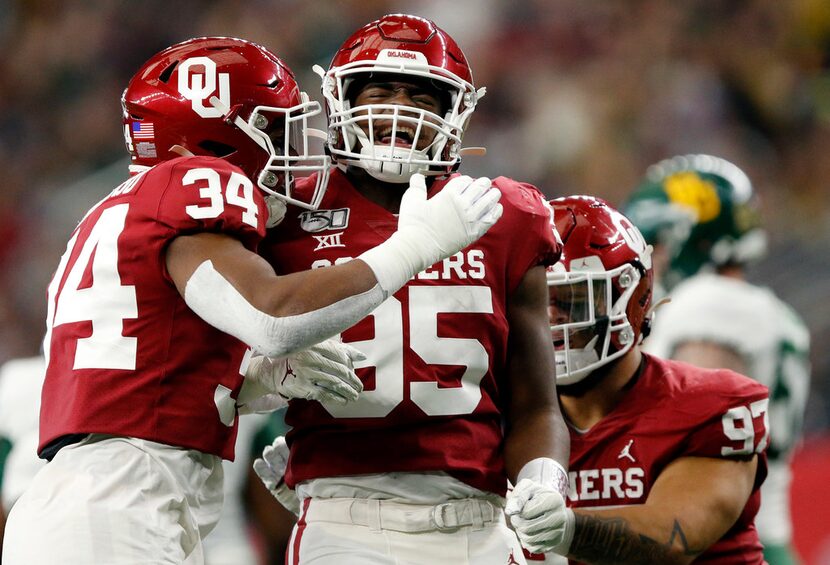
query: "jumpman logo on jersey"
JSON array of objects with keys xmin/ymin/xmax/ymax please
[{"xmin": 618, "ymin": 439, "xmax": 636, "ymax": 462}]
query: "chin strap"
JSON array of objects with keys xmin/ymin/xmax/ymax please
[
  {"xmin": 169, "ymin": 145, "xmax": 195, "ymax": 158},
  {"xmin": 351, "ymin": 125, "xmax": 429, "ymax": 184},
  {"xmin": 646, "ymin": 296, "xmax": 672, "ymax": 318},
  {"xmin": 641, "ymin": 296, "xmax": 671, "ymax": 341}
]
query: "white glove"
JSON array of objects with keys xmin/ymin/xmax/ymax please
[
  {"xmin": 505, "ymin": 478, "xmax": 575, "ymax": 555},
  {"xmin": 359, "ymin": 173, "xmax": 503, "ymax": 293},
  {"xmin": 277, "ymin": 339, "xmax": 366, "ymax": 404},
  {"xmin": 238, "ymin": 339, "xmax": 366, "ymax": 414},
  {"xmin": 398, "ymin": 173, "xmax": 503, "ymax": 260},
  {"xmin": 252, "ymin": 436, "xmax": 300, "ymax": 515}
]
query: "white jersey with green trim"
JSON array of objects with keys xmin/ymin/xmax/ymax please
[
  {"xmin": 644, "ymin": 272, "xmax": 810, "ymax": 545},
  {"xmin": 0, "ymin": 356, "xmax": 47, "ymax": 510}
]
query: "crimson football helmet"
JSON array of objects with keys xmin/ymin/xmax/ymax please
[
  {"xmin": 316, "ymin": 14, "xmax": 484, "ymax": 183},
  {"xmin": 548, "ymin": 196, "xmax": 654, "ymax": 384},
  {"xmin": 122, "ymin": 36, "xmax": 330, "ymax": 209}
]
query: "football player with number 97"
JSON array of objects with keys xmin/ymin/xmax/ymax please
[
  {"xmin": 529, "ymin": 196, "xmax": 770, "ymax": 564},
  {"xmin": 2, "ymin": 36, "xmax": 504, "ymax": 565},
  {"xmin": 627, "ymin": 154, "xmax": 810, "ymax": 565}
]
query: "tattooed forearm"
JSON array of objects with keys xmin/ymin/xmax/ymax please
[{"xmin": 566, "ymin": 514, "xmax": 703, "ymax": 565}]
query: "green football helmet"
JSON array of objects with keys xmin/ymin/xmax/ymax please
[{"xmin": 623, "ymin": 154, "xmax": 767, "ymax": 290}]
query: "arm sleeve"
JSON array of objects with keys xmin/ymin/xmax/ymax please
[{"xmin": 183, "ymin": 260, "xmax": 385, "ymax": 358}]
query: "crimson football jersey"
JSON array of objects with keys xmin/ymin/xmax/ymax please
[
  {"xmin": 550, "ymin": 353, "xmax": 769, "ymax": 564},
  {"xmin": 40, "ymin": 156, "xmax": 267, "ymax": 461},
  {"xmin": 260, "ymin": 169, "xmax": 561, "ymax": 495}
]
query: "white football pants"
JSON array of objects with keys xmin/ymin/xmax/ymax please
[{"xmin": 2, "ymin": 434, "xmax": 224, "ymax": 565}]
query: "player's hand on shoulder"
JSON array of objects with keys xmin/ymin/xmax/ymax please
[
  {"xmin": 399, "ymin": 173, "xmax": 503, "ymax": 257},
  {"xmin": 505, "ymin": 478, "xmax": 575, "ymax": 555}
]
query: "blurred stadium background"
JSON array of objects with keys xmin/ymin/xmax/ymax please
[{"xmin": 0, "ymin": 0, "xmax": 828, "ymax": 561}]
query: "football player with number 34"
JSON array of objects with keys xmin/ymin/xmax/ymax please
[
  {"xmin": 256, "ymin": 14, "xmax": 570, "ymax": 565},
  {"xmin": 526, "ymin": 196, "xmax": 770, "ymax": 564},
  {"xmin": 2, "ymin": 36, "xmax": 503, "ymax": 565}
]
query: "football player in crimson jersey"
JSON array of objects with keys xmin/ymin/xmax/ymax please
[
  {"xmin": 625, "ymin": 155, "xmax": 810, "ymax": 565},
  {"xmin": 2, "ymin": 36, "xmax": 503, "ymax": 565},
  {"xmin": 525, "ymin": 196, "xmax": 770, "ymax": 564},
  {"xmin": 255, "ymin": 14, "xmax": 571, "ymax": 565}
]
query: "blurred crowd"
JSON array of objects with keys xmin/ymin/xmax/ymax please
[{"xmin": 0, "ymin": 0, "xmax": 828, "ymax": 432}]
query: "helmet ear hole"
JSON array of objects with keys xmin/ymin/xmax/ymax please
[
  {"xmin": 197, "ymin": 140, "xmax": 236, "ymax": 158},
  {"xmin": 158, "ymin": 61, "xmax": 178, "ymax": 84},
  {"xmin": 640, "ymin": 317, "xmax": 652, "ymax": 341}
]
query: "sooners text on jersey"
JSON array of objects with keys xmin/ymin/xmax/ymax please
[
  {"xmin": 260, "ymin": 169, "xmax": 561, "ymax": 495},
  {"xmin": 565, "ymin": 354, "xmax": 769, "ymax": 564}
]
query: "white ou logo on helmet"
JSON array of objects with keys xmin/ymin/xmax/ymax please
[{"xmin": 178, "ymin": 57, "xmax": 231, "ymax": 118}]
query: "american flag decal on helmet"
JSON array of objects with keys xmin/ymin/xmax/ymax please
[{"xmin": 131, "ymin": 121, "xmax": 155, "ymax": 139}]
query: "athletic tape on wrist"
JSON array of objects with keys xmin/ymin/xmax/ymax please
[
  {"xmin": 358, "ymin": 228, "xmax": 443, "ymax": 295},
  {"xmin": 517, "ymin": 457, "xmax": 570, "ymax": 498},
  {"xmin": 275, "ymin": 483, "xmax": 301, "ymax": 516},
  {"xmin": 184, "ymin": 260, "xmax": 384, "ymax": 358}
]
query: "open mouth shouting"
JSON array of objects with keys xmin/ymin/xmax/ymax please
[
  {"xmin": 376, "ymin": 124, "xmax": 418, "ymax": 148},
  {"xmin": 550, "ymin": 329, "xmax": 567, "ymax": 350}
]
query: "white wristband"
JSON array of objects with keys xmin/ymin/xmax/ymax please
[
  {"xmin": 275, "ymin": 483, "xmax": 301, "ymax": 516},
  {"xmin": 517, "ymin": 457, "xmax": 570, "ymax": 498},
  {"xmin": 358, "ymin": 229, "xmax": 439, "ymax": 296}
]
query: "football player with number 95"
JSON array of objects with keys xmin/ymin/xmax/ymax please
[
  {"xmin": 256, "ymin": 14, "xmax": 571, "ymax": 565},
  {"xmin": 2, "ymin": 36, "xmax": 503, "ymax": 565}
]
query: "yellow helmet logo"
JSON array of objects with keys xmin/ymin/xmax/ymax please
[{"xmin": 663, "ymin": 172, "xmax": 720, "ymax": 222}]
